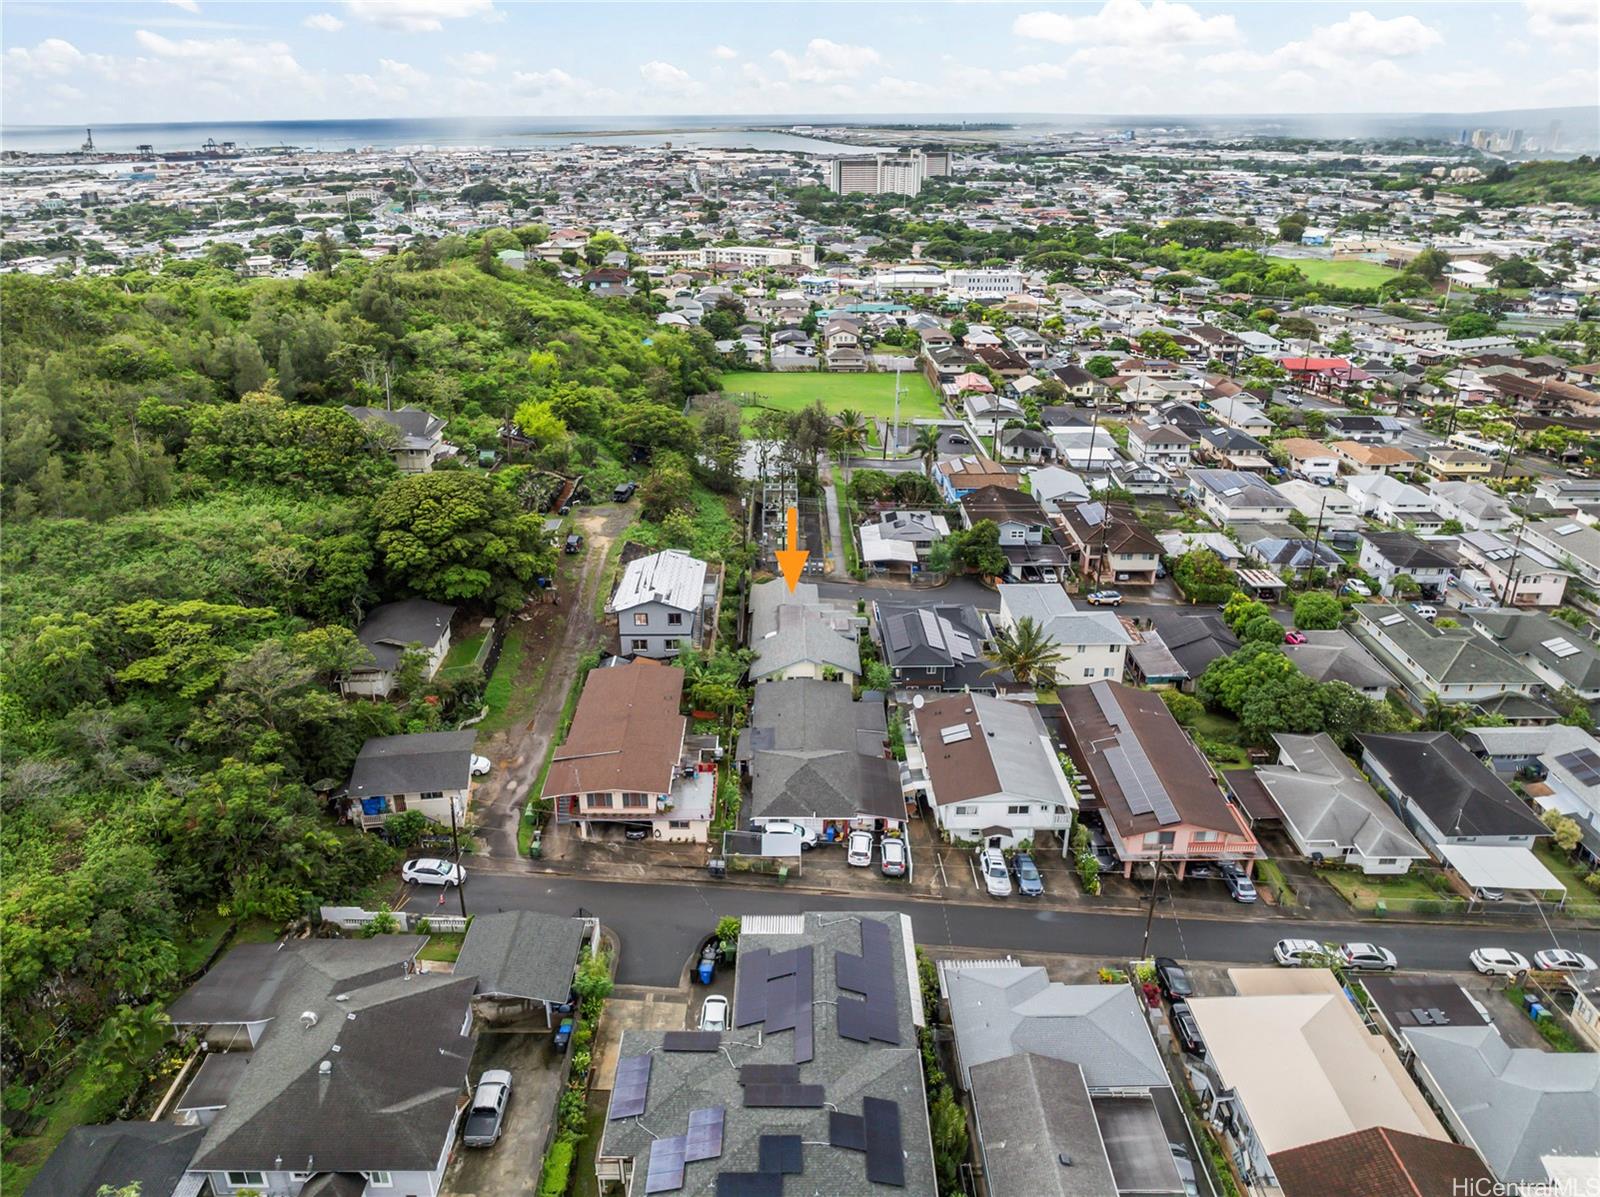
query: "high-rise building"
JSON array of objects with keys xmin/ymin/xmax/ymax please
[
  {"xmin": 1510, "ymin": 129, "xmax": 1525, "ymax": 152},
  {"xmin": 826, "ymin": 151, "xmax": 946, "ymax": 196},
  {"xmin": 1547, "ymin": 120, "xmax": 1562, "ymax": 152}
]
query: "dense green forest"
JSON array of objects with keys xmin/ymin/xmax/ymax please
[
  {"xmin": 1448, "ymin": 158, "xmax": 1600, "ymax": 208},
  {"xmin": 0, "ymin": 252, "xmax": 721, "ymax": 1182}
]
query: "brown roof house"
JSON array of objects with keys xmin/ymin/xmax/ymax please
[
  {"xmin": 541, "ymin": 658, "xmax": 718, "ymax": 842},
  {"xmin": 1270, "ymin": 1120, "xmax": 1492, "ymax": 1197},
  {"xmin": 1330, "ymin": 440, "xmax": 1420, "ymax": 476},
  {"xmin": 1059, "ymin": 681, "xmax": 1260, "ymax": 877}
]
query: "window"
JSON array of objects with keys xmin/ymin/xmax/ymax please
[
  {"xmin": 1193, "ymin": 830, "xmax": 1216, "ymax": 842},
  {"xmin": 634, "ymin": 612, "xmax": 649, "ymax": 626},
  {"xmin": 1104, "ymin": 667, "xmax": 1116, "ymax": 676},
  {"xmin": 1143, "ymin": 830, "xmax": 1176, "ymax": 847},
  {"xmin": 662, "ymin": 639, "xmax": 680, "ymax": 651},
  {"xmin": 421, "ymin": 790, "xmax": 443, "ymax": 801},
  {"xmin": 621, "ymin": 793, "xmax": 650, "ymax": 809},
  {"xmin": 586, "ymin": 793, "xmax": 615, "ymax": 809},
  {"xmin": 1084, "ymin": 668, "xmax": 1094, "ymax": 678},
  {"xmin": 669, "ymin": 820, "xmax": 691, "ymax": 828},
  {"xmin": 953, "ymin": 805, "xmax": 977, "ymax": 817},
  {"xmin": 667, "ymin": 612, "xmax": 683, "ymax": 626},
  {"xmin": 227, "ymin": 1176, "xmax": 265, "ymax": 1190},
  {"xmin": 363, "ymin": 1176, "xmax": 393, "ymax": 1189},
  {"xmin": 631, "ymin": 639, "xmax": 649, "ymax": 651},
  {"xmin": 1007, "ymin": 804, "xmax": 1030, "ymax": 815},
  {"xmin": 1377, "ymin": 857, "xmax": 1397, "ymax": 865}
]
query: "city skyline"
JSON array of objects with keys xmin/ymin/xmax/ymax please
[{"xmin": 3, "ymin": 0, "xmax": 1598, "ymax": 127}]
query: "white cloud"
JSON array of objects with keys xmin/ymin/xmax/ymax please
[
  {"xmin": 4, "ymin": 37, "xmax": 87, "ymax": 77},
  {"xmin": 512, "ymin": 67, "xmax": 579, "ymax": 95},
  {"xmin": 875, "ymin": 76, "xmax": 940, "ymax": 99},
  {"xmin": 712, "ymin": 44, "xmax": 738, "ymax": 60},
  {"xmin": 303, "ymin": 12, "xmax": 344, "ymax": 31},
  {"xmin": 344, "ymin": 0, "xmax": 493, "ymax": 34},
  {"xmin": 640, "ymin": 60, "xmax": 699, "ymax": 93},
  {"xmin": 164, "ymin": 0, "xmax": 200, "ymax": 11},
  {"xmin": 1013, "ymin": 0, "xmax": 1238, "ymax": 47},
  {"xmin": 1524, "ymin": 0, "xmax": 1597, "ymax": 38},
  {"xmin": 770, "ymin": 38, "xmax": 880, "ymax": 83},
  {"xmin": 133, "ymin": 29, "xmax": 311, "ymax": 84},
  {"xmin": 1314, "ymin": 10, "xmax": 1442, "ymax": 56},
  {"xmin": 448, "ymin": 50, "xmax": 497, "ymax": 75},
  {"xmin": 345, "ymin": 58, "xmax": 430, "ymax": 102}
]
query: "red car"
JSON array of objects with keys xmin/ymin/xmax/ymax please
[{"xmin": 1284, "ymin": 630, "xmax": 1308, "ymax": 645}]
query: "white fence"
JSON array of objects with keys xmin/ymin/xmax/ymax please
[{"xmin": 320, "ymin": 906, "xmax": 468, "ymax": 934}]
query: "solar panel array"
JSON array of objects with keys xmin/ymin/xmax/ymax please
[
  {"xmin": 714, "ymin": 1174, "xmax": 783, "ymax": 1197},
  {"xmin": 733, "ymin": 945, "xmax": 815, "ymax": 1064},
  {"xmin": 1090, "ymin": 684, "xmax": 1180, "ymax": 825},
  {"xmin": 835, "ymin": 918, "xmax": 903, "ymax": 1046},
  {"xmin": 609, "ymin": 1054, "xmax": 653, "ymax": 1120},
  {"xmin": 1379, "ymin": 613, "xmax": 1406, "ymax": 626},
  {"xmin": 1542, "ymin": 636, "xmax": 1582, "ymax": 659},
  {"xmin": 828, "ymin": 1111, "xmax": 867, "ymax": 1152},
  {"xmin": 1556, "ymin": 748, "xmax": 1600, "ymax": 786},
  {"xmin": 686, "ymin": 1107, "xmax": 725, "ymax": 1163},
  {"xmin": 758, "ymin": 1135, "xmax": 803, "ymax": 1175},
  {"xmin": 743, "ymin": 1083, "xmax": 825, "ymax": 1108},
  {"xmin": 863, "ymin": 1097, "xmax": 907, "ymax": 1187},
  {"xmin": 662, "ymin": 1031, "xmax": 721, "ymax": 1052},
  {"xmin": 645, "ymin": 1134, "xmax": 687, "ymax": 1195}
]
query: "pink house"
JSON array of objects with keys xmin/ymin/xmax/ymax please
[
  {"xmin": 1059, "ymin": 681, "xmax": 1261, "ymax": 878},
  {"xmin": 954, "ymin": 371, "xmax": 994, "ymax": 393}
]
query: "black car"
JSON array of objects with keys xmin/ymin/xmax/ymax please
[
  {"xmin": 564, "ymin": 533, "xmax": 583, "ymax": 555},
  {"xmin": 1170, "ymin": 1001, "xmax": 1206, "ymax": 1058},
  {"xmin": 613, "ymin": 481, "xmax": 637, "ymax": 502},
  {"xmin": 1153, "ymin": 956, "xmax": 1194, "ymax": 1002}
]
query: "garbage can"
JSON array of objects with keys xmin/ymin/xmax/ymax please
[{"xmin": 707, "ymin": 858, "xmax": 726, "ymax": 879}]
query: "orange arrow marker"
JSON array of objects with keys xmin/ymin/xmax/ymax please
[{"xmin": 775, "ymin": 505, "xmax": 810, "ymax": 592}]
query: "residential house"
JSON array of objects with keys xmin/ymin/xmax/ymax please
[
  {"xmin": 1126, "ymin": 422, "xmax": 1194, "ymax": 471},
  {"xmin": 858, "ymin": 510, "xmax": 949, "ymax": 575},
  {"xmin": 1275, "ymin": 437, "xmax": 1341, "ymax": 483},
  {"xmin": 1357, "ymin": 531, "xmax": 1454, "ymax": 596},
  {"xmin": 965, "ymin": 391, "xmax": 1024, "ymax": 426},
  {"xmin": 1524, "ymin": 517, "xmax": 1600, "ymax": 591},
  {"xmin": 995, "ymin": 583, "xmax": 1131, "ymax": 687},
  {"xmin": 748, "ymin": 579, "xmax": 861, "ymax": 684},
  {"xmin": 1208, "ymin": 395, "xmax": 1275, "ymax": 435},
  {"xmin": 1055, "ymin": 500, "xmax": 1163, "ymax": 586},
  {"xmin": 343, "ymin": 404, "xmax": 450, "ymax": 473},
  {"xmin": 609, "ymin": 549, "xmax": 710, "ymax": 659},
  {"xmin": 1196, "ymin": 426, "xmax": 1274, "ymax": 472},
  {"xmin": 1426, "ymin": 481, "xmax": 1515, "ymax": 531},
  {"xmin": 738, "ymin": 679, "xmax": 904, "ymax": 839},
  {"xmin": 1406, "ymin": 1023, "xmax": 1600, "ymax": 1188},
  {"xmin": 1465, "ymin": 608, "xmax": 1600, "ymax": 700},
  {"xmin": 1352, "ymin": 604, "xmax": 1543, "ymax": 713},
  {"xmin": 1155, "ymin": 529, "xmax": 1244, "ymax": 565},
  {"xmin": 905, "ymin": 693, "xmax": 1077, "ymax": 849},
  {"xmin": 874, "ymin": 602, "xmax": 999, "ymax": 691},
  {"xmin": 541, "ymin": 657, "xmax": 718, "ymax": 842},
  {"xmin": 1183, "ymin": 968, "xmax": 1449, "ymax": 1191},
  {"xmin": 1330, "ymin": 440, "xmax": 1420, "ymax": 476},
  {"xmin": 1023, "ymin": 464, "xmax": 1091, "ymax": 513},
  {"xmin": 1270, "ymin": 1127, "xmax": 1492, "ymax": 1197},
  {"xmin": 1252, "ymin": 732, "xmax": 1427, "ymax": 874},
  {"xmin": 1280, "ymin": 629, "xmax": 1394, "ymax": 700},
  {"xmin": 339, "ymin": 599, "xmax": 456, "ymax": 698},
  {"xmin": 339, "ymin": 729, "xmax": 475, "ymax": 831},
  {"xmin": 939, "ymin": 962, "xmax": 1199, "ymax": 1197},
  {"xmin": 996, "ymin": 425, "xmax": 1058, "ymax": 464},
  {"xmin": 1186, "ymin": 469, "xmax": 1292, "ymax": 525},
  {"xmin": 1456, "ymin": 529, "xmax": 1570, "ymax": 607},
  {"xmin": 455, "ymin": 910, "xmax": 589, "ymax": 1026},
  {"xmin": 935, "ymin": 452, "xmax": 1015, "ymax": 502},
  {"xmin": 1049, "ymin": 426, "xmax": 1124, "ymax": 473},
  {"xmin": 1326, "ymin": 414, "xmax": 1405, "ymax": 443},
  {"xmin": 1425, "ymin": 447, "xmax": 1493, "ymax": 479},
  {"xmin": 594, "ymin": 911, "xmax": 937, "ymax": 1196},
  {"xmin": 1059, "ymin": 681, "xmax": 1260, "ymax": 878},
  {"xmin": 1235, "ymin": 521, "xmax": 1345, "ymax": 578},
  {"xmin": 1347, "ymin": 476, "xmax": 1444, "ymax": 532},
  {"xmin": 1465, "ymin": 723, "xmax": 1600, "ymax": 866},
  {"xmin": 959, "ymin": 485, "xmax": 1071, "ymax": 583},
  {"xmin": 164, "ymin": 939, "xmax": 477, "ymax": 1197},
  {"xmin": 1356, "ymin": 731, "xmax": 1554, "ymax": 893},
  {"xmin": 27, "ymin": 1123, "xmax": 205, "ymax": 1197},
  {"xmin": 1105, "ymin": 458, "xmax": 1172, "ymax": 496},
  {"xmin": 1146, "ymin": 609, "xmax": 1240, "ymax": 683}
]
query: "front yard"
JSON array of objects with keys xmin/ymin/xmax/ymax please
[
  {"xmin": 1321, "ymin": 865, "xmax": 1465, "ymax": 913},
  {"xmin": 1535, "ymin": 842, "xmax": 1600, "ymax": 916}
]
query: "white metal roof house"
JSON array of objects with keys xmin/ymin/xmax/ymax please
[{"xmin": 608, "ymin": 549, "xmax": 710, "ymax": 659}]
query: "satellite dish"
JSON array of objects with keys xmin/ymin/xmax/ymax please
[{"xmin": 912, "ymin": 694, "xmax": 925, "ymax": 709}]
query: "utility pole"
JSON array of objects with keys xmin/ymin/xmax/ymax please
[
  {"xmin": 449, "ymin": 795, "xmax": 468, "ymax": 919},
  {"xmin": 1139, "ymin": 845, "xmax": 1166, "ymax": 960},
  {"xmin": 1498, "ymin": 519, "xmax": 1529, "ymax": 607},
  {"xmin": 1309, "ymin": 491, "xmax": 1328, "ymax": 576}
]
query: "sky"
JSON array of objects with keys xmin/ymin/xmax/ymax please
[{"xmin": 2, "ymin": 0, "xmax": 1597, "ymax": 127}]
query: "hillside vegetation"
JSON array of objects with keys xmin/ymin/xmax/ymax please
[{"xmin": 1448, "ymin": 158, "xmax": 1600, "ymax": 208}]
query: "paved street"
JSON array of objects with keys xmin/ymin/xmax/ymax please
[{"xmin": 458, "ymin": 872, "xmax": 1599, "ymax": 989}]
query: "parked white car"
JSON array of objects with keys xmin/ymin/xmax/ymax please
[
  {"xmin": 471, "ymin": 754, "xmax": 492, "ymax": 776},
  {"xmin": 1470, "ymin": 948, "xmax": 1530, "ymax": 976},
  {"xmin": 402, "ymin": 857, "xmax": 465, "ymax": 886},
  {"xmin": 1533, "ymin": 948, "xmax": 1597, "ymax": 973},
  {"xmin": 846, "ymin": 830, "xmax": 875, "ymax": 868},
  {"xmin": 758, "ymin": 820, "xmax": 818, "ymax": 850},
  {"xmin": 1273, "ymin": 938, "xmax": 1334, "ymax": 967},
  {"xmin": 880, "ymin": 838, "xmax": 908, "ymax": 878},
  {"xmin": 1340, "ymin": 579, "xmax": 1373, "ymax": 597},
  {"xmin": 1338, "ymin": 943, "xmax": 1398, "ymax": 972},
  {"xmin": 977, "ymin": 848, "xmax": 1012, "ymax": 898},
  {"xmin": 698, "ymin": 995, "xmax": 729, "ymax": 1032}
]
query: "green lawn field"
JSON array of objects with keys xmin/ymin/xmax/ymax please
[
  {"xmin": 719, "ymin": 370, "xmax": 943, "ymax": 424},
  {"xmin": 1267, "ymin": 256, "xmax": 1400, "ymax": 289}
]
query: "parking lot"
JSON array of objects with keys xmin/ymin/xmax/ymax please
[{"xmin": 442, "ymin": 1031, "xmax": 567, "ymax": 1197}]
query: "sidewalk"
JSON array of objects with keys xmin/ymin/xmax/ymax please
[{"xmin": 819, "ymin": 464, "xmax": 847, "ymax": 578}]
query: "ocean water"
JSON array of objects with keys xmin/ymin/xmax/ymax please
[{"xmin": 0, "ymin": 116, "xmax": 890, "ymax": 155}]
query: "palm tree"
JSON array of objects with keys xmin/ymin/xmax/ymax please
[
  {"xmin": 1421, "ymin": 692, "xmax": 1467, "ymax": 735},
  {"xmin": 831, "ymin": 409, "xmax": 870, "ymax": 485},
  {"xmin": 910, "ymin": 426, "xmax": 942, "ymax": 479},
  {"xmin": 985, "ymin": 616, "xmax": 1066, "ymax": 687}
]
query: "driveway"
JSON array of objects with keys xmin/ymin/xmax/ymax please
[{"xmin": 443, "ymin": 1031, "xmax": 567, "ymax": 1197}]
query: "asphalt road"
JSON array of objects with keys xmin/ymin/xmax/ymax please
[{"xmin": 457, "ymin": 873, "xmax": 1599, "ymax": 988}]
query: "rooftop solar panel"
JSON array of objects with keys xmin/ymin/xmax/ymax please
[
  {"xmin": 743, "ymin": 1083, "xmax": 825, "ymax": 1108},
  {"xmin": 662, "ymin": 1031, "xmax": 721, "ymax": 1052},
  {"xmin": 715, "ymin": 1174, "xmax": 783, "ymax": 1197},
  {"xmin": 758, "ymin": 1135, "xmax": 803, "ymax": 1175},
  {"xmin": 738, "ymin": 1064, "xmax": 799, "ymax": 1086},
  {"xmin": 609, "ymin": 1054, "xmax": 653, "ymax": 1120},
  {"xmin": 686, "ymin": 1106, "xmax": 725, "ymax": 1163},
  {"xmin": 838, "ymin": 997, "xmax": 872, "ymax": 1043},
  {"xmin": 863, "ymin": 1097, "xmax": 907, "ymax": 1187},
  {"xmin": 829, "ymin": 1112, "xmax": 867, "ymax": 1152},
  {"xmin": 644, "ymin": 1135, "xmax": 687, "ymax": 1195},
  {"xmin": 734, "ymin": 949, "xmax": 769, "ymax": 1027}
]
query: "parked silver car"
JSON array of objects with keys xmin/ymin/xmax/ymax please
[{"xmin": 463, "ymin": 1070, "xmax": 513, "ymax": 1147}]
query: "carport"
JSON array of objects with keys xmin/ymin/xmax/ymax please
[
  {"xmin": 1233, "ymin": 567, "xmax": 1287, "ymax": 601},
  {"xmin": 1437, "ymin": 843, "xmax": 1566, "ymax": 904},
  {"xmin": 455, "ymin": 910, "xmax": 592, "ymax": 1026}
]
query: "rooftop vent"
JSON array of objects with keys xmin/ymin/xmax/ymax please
[
  {"xmin": 300, "ymin": 1011, "xmax": 319, "ymax": 1029},
  {"xmin": 318, "ymin": 1059, "xmax": 332, "ymax": 1075}
]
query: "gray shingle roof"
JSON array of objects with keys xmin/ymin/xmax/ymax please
[
  {"xmin": 738, "ymin": 680, "xmax": 902, "ymax": 821},
  {"xmin": 969, "ymin": 1055, "xmax": 1117, "ymax": 1197},
  {"xmin": 352, "ymin": 599, "xmax": 456, "ymax": 672},
  {"xmin": 1256, "ymin": 733, "xmax": 1426, "ymax": 863},
  {"xmin": 1356, "ymin": 732, "xmax": 1550, "ymax": 839},
  {"xmin": 344, "ymin": 730, "xmax": 476, "ymax": 798},
  {"xmin": 455, "ymin": 910, "xmax": 587, "ymax": 1003},
  {"xmin": 943, "ymin": 965, "xmax": 1167, "ymax": 1091},
  {"xmin": 1281, "ymin": 630, "xmax": 1394, "ymax": 690},
  {"xmin": 25, "ymin": 1122, "xmax": 204, "ymax": 1197}
]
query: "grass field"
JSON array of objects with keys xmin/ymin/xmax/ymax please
[
  {"xmin": 1267, "ymin": 257, "xmax": 1401, "ymax": 289},
  {"xmin": 720, "ymin": 370, "xmax": 943, "ymax": 423}
]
